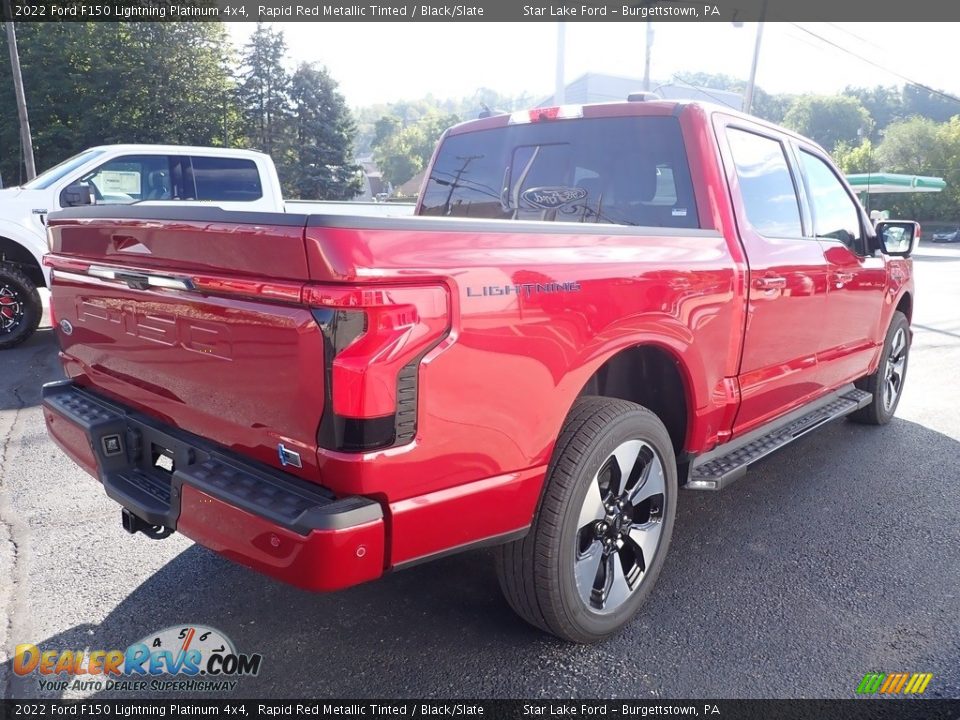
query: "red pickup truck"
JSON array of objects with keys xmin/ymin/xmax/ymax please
[{"xmin": 42, "ymin": 100, "xmax": 916, "ymax": 643}]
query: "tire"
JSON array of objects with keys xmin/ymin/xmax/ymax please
[
  {"xmin": 495, "ymin": 396, "xmax": 678, "ymax": 643},
  {"xmin": 0, "ymin": 263, "xmax": 42, "ymax": 350},
  {"xmin": 850, "ymin": 311, "xmax": 910, "ymax": 425}
]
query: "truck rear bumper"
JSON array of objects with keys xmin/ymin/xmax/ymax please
[{"xmin": 41, "ymin": 380, "xmax": 385, "ymax": 592}]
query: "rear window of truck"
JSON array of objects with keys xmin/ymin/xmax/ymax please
[{"xmin": 419, "ymin": 115, "xmax": 699, "ymax": 228}]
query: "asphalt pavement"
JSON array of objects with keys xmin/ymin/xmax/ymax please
[{"xmin": 1, "ymin": 245, "xmax": 958, "ymax": 700}]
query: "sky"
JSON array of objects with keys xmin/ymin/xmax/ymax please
[{"xmin": 226, "ymin": 22, "xmax": 960, "ymax": 109}]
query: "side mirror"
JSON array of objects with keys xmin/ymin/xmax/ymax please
[
  {"xmin": 875, "ymin": 220, "xmax": 919, "ymax": 257},
  {"xmin": 60, "ymin": 183, "xmax": 93, "ymax": 207}
]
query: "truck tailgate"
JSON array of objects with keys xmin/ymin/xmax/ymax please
[{"xmin": 45, "ymin": 210, "xmax": 329, "ymax": 479}]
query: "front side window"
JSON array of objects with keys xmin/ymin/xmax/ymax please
[
  {"xmin": 190, "ymin": 156, "xmax": 262, "ymax": 202},
  {"xmin": 799, "ymin": 150, "xmax": 862, "ymax": 250},
  {"xmin": 78, "ymin": 155, "xmax": 172, "ymax": 204},
  {"xmin": 726, "ymin": 128, "xmax": 803, "ymax": 238},
  {"xmin": 419, "ymin": 116, "xmax": 700, "ymax": 228}
]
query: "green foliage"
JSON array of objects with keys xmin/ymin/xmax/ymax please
[
  {"xmin": 373, "ymin": 113, "xmax": 460, "ymax": 189},
  {"xmin": 832, "ymin": 140, "xmax": 879, "ymax": 174},
  {"xmin": 286, "ymin": 63, "xmax": 362, "ymax": 200},
  {"xmin": 868, "ymin": 117, "xmax": 960, "ymax": 222},
  {"xmin": 902, "ymin": 84, "xmax": 960, "ymax": 124},
  {"xmin": 876, "ymin": 117, "xmax": 943, "ymax": 174},
  {"xmin": 1, "ymin": 21, "xmax": 361, "ymax": 200},
  {"xmin": 782, "ymin": 95, "xmax": 873, "ymax": 152},
  {"xmin": 0, "ymin": 23, "xmax": 240, "ymax": 185},
  {"xmin": 841, "ymin": 85, "xmax": 904, "ymax": 141},
  {"xmin": 354, "ymin": 88, "xmax": 534, "ymax": 157},
  {"xmin": 237, "ymin": 22, "xmax": 290, "ymax": 157}
]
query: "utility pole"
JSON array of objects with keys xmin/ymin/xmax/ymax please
[
  {"xmin": 643, "ymin": 21, "xmax": 653, "ymax": 92},
  {"xmin": 555, "ymin": 21, "xmax": 566, "ymax": 105},
  {"xmin": 742, "ymin": 0, "xmax": 768, "ymax": 115},
  {"xmin": 2, "ymin": 3, "xmax": 36, "ymax": 180}
]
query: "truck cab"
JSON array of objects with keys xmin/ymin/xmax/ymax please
[{"xmin": 0, "ymin": 145, "xmax": 283, "ymax": 349}]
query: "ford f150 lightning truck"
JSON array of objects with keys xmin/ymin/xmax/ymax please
[{"xmin": 41, "ymin": 100, "xmax": 916, "ymax": 642}]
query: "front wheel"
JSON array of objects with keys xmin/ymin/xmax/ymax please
[
  {"xmin": 850, "ymin": 310, "xmax": 910, "ymax": 425},
  {"xmin": 495, "ymin": 397, "xmax": 677, "ymax": 643},
  {"xmin": 0, "ymin": 263, "xmax": 42, "ymax": 350}
]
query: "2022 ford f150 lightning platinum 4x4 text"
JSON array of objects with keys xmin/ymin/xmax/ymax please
[{"xmin": 42, "ymin": 101, "xmax": 916, "ymax": 642}]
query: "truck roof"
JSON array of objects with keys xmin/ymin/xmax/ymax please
[
  {"xmin": 446, "ymin": 99, "xmax": 826, "ymax": 154},
  {"xmin": 86, "ymin": 144, "xmax": 269, "ymax": 157}
]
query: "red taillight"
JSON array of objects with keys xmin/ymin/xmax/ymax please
[{"xmin": 304, "ymin": 284, "xmax": 450, "ymax": 451}]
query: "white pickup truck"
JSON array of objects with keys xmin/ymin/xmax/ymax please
[{"xmin": 0, "ymin": 144, "xmax": 414, "ymax": 349}]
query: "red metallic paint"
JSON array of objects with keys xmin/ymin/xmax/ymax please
[
  {"xmin": 42, "ymin": 100, "xmax": 913, "ymax": 592},
  {"xmin": 177, "ymin": 485, "xmax": 385, "ymax": 592},
  {"xmin": 388, "ymin": 466, "xmax": 545, "ymax": 566}
]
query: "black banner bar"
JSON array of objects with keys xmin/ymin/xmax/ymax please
[
  {"xmin": 3, "ymin": 0, "xmax": 960, "ymax": 22},
  {"xmin": 3, "ymin": 700, "xmax": 960, "ymax": 720}
]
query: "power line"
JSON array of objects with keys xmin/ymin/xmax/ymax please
[
  {"xmin": 790, "ymin": 23, "xmax": 960, "ymax": 107},
  {"xmin": 823, "ymin": 22, "xmax": 889, "ymax": 56},
  {"xmin": 667, "ymin": 76, "xmax": 742, "ymax": 111}
]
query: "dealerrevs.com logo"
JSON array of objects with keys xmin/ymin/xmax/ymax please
[{"xmin": 13, "ymin": 625, "xmax": 263, "ymax": 693}]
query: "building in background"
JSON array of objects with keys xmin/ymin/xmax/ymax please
[{"xmin": 538, "ymin": 72, "xmax": 744, "ymax": 111}]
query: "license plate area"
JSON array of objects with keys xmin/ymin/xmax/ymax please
[{"xmin": 151, "ymin": 444, "xmax": 176, "ymax": 475}]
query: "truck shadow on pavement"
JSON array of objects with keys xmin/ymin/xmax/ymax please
[
  {"xmin": 5, "ymin": 411, "xmax": 960, "ymax": 699},
  {"xmin": 0, "ymin": 329, "xmax": 62, "ymax": 411}
]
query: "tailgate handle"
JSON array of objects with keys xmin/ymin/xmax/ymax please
[
  {"xmin": 88, "ymin": 265, "xmax": 195, "ymax": 292},
  {"xmin": 116, "ymin": 272, "xmax": 150, "ymax": 290}
]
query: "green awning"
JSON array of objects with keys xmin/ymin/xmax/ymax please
[{"xmin": 845, "ymin": 173, "xmax": 946, "ymax": 194}]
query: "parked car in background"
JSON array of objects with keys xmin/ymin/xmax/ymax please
[
  {"xmin": 0, "ymin": 144, "xmax": 413, "ymax": 349},
  {"xmin": 932, "ymin": 226, "xmax": 960, "ymax": 242}
]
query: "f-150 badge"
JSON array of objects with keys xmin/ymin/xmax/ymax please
[{"xmin": 521, "ymin": 186, "xmax": 588, "ymax": 209}]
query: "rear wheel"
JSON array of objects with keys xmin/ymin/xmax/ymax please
[
  {"xmin": 0, "ymin": 263, "xmax": 42, "ymax": 350},
  {"xmin": 850, "ymin": 311, "xmax": 910, "ymax": 425},
  {"xmin": 495, "ymin": 397, "xmax": 677, "ymax": 643}
]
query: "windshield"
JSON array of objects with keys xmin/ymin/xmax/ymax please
[{"xmin": 22, "ymin": 149, "xmax": 106, "ymax": 190}]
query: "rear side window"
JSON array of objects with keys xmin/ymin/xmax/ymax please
[
  {"xmin": 190, "ymin": 156, "xmax": 263, "ymax": 202},
  {"xmin": 419, "ymin": 116, "xmax": 699, "ymax": 228},
  {"xmin": 726, "ymin": 128, "xmax": 803, "ymax": 238}
]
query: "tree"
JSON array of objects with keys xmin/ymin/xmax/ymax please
[
  {"xmin": 902, "ymin": 84, "xmax": 960, "ymax": 124},
  {"xmin": 285, "ymin": 62, "xmax": 362, "ymax": 200},
  {"xmin": 782, "ymin": 95, "xmax": 874, "ymax": 152},
  {"xmin": 833, "ymin": 139, "xmax": 880, "ymax": 174},
  {"xmin": 0, "ymin": 23, "xmax": 240, "ymax": 185},
  {"xmin": 373, "ymin": 113, "xmax": 459, "ymax": 188},
  {"xmin": 871, "ymin": 116, "xmax": 960, "ymax": 222},
  {"xmin": 237, "ymin": 22, "xmax": 290, "ymax": 157},
  {"xmin": 372, "ymin": 115, "xmax": 401, "ymax": 149},
  {"xmin": 876, "ymin": 117, "xmax": 944, "ymax": 174},
  {"xmin": 842, "ymin": 85, "xmax": 904, "ymax": 141}
]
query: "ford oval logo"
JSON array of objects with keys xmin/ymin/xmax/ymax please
[
  {"xmin": 59, "ymin": 319, "xmax": 73, "ymax": 335},
  {"xmin": 521, "ymin": 186, "xmax": 588, "ymax": 210}
]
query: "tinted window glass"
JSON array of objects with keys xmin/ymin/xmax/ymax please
[
  {"xmin": 191, "ymin": 156, "xmax": 262, "ymax": 202},
  {"xmin": 419, "ymin": 116, "xmax": 699, "ymax": 228},
  {"xmin": 800, "ymin": 150, "xmax": 862, "ymax": 248},
  {"xmin": 79, "ymin": 155, "xmax": 172, "ymax": 204},
  {"xmin": 726, "ymin": 128, "xmax": 803, "ymax": 237}
]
